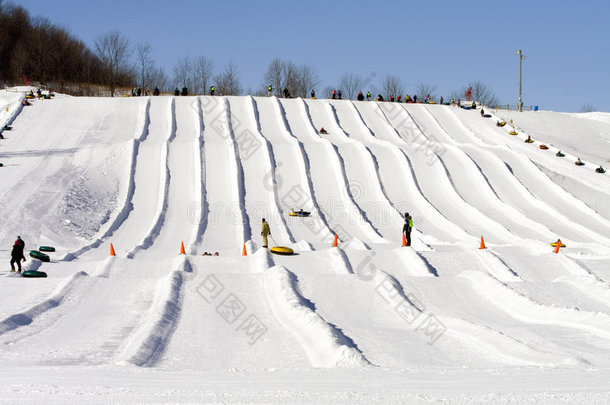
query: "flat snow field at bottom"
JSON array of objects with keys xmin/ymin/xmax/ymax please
[{"xmin": 0, "ymin": 366, "xmax": 609, "ymax": 404}]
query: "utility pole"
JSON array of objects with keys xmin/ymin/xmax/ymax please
[{"xmin": 517, "ymin": 49, "xmax": 526, "ymax": 112}]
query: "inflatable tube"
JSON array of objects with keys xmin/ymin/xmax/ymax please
[
  {"xmin": 38, "ymin": 246, "xmax": 56, "ymax": 252},
  {"xmin": 2, "ymin": 126, "xmax": 12, "ymax": 130},
  {"xmin": 497, "ymin": 122, "xmax": 506, "ymax": 127},
  {"xmin": 556, "ymin": 152, "xmax": 565, "ymax": 157},
  {"xmin": 270, "ymin": 246, "xmax": 294, "ymax": 255},
  {"xmin": 289, "ymin": 211, "xmax": 311, "ymax": 217},
  {"xmin": 0, "ymin": 163, "xmax": 3, "ymax": 167},
  {"xmin": 596, "ymin": 168, "xmax": 606, "ymax": 174},
  {"xmin": 550, "ymin": 242, "xmax": 566, "ymax": 248},
  {"xmin": 575, "ymin": 162, "xmax": 585, "ymax": 166},
  {"xmin": 21, "ymin": 270, "xmax": 47, "ymax": 278},
  {"xmin": 540, "ymin": 145, "xmax": 549, "ymax": 150},
  {"xmin": 509, "ymin": 131, "xmax": 518, "ymax": 135},
  {"xmin": 29, "ymin": 250, "xmax": 50, "ymax": 262},
  {"xmin": 524, "ymin": 139, "xmax": 534, "ymax": 143},
  {"xmin": 482, "ymin": 114, "xmax": 492, "ymax": 118}
]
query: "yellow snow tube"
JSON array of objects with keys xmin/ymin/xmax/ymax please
[
  {"xmin": 509, "ymin": 131, "xmax": 518, "ymax": 135},
  {"xmin": 550, "ymin": 242, "xmax": 566, "ymax": 247},
  {"xmin": 270, "ymin": 246, "xmax": 294, "ymax": 255}
]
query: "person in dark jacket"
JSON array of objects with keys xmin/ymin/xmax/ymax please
[
  {"xmin": 174, "ymin": 88, "xmax": 180, "ymax": 96},
  {"xmin": 357, "ymin": 91, "xmax": 364, "ymax": 101},
  {"xmin": 403, "ymin": 213, "xmax": 413, "ymax": 247},
  {"xmin": 181, "ymin": 87, "xmax": 188, "ymax": 96},
  {"xmin": 10, "ymin": 236, "xmax": 26, "ymax": 273},
  {"xmin": 153, "ymin": 87, "xmax": 160, "ymax": 96},
  {"xmin": 311, "ymin": 89, "xmax": 315, "ymax": 98}
]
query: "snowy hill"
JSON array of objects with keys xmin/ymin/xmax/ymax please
[{"xmin": 1, "ymin": 89, "xmax": 610, "ymax": 403}]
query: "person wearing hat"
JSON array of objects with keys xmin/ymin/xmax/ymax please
[
  {"xmin": 10, "ymin": 236, "xmax": 26, "ymax": 273},
  {"xmin": 261, "ymin": 219, "xmax": 271, "ymax": 248},
  {"xmin": 403, "ymin": 213, "xmax": 413, "ymax": 247}
]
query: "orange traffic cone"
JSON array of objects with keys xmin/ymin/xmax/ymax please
[
  {"xmin": 110, "ymin": 243, "xmax": 116, "ymax": 256},
  {"xmin": 402, "ymin": 233, "xmax": 407, "ymax": 247},
  {"xmin": 332, "ymin": 234, "xmax": 338, "ymax": 247},
  {"xmin": 479, "ymin": 236, "xmax": 486, "ymax": 249},
  {"xmin": 242, "ymin": 243, "xmax": 247, "ymax": 256},
  {"xmin": 180, "ymin": 241, "xmax": 186, "ymax": 255},
  {"xmin": 553, "ymin": 239, "xmax": 561, "ymax": 254}
]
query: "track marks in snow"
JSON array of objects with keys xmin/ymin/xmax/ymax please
[
  {"xmin": 554, "ymin": 255, "xmax": 610, "ymax": 308},
  {"xmin": 227, "ymin": 96, "xmax": 293, "ymax": 246},
  {"xmin": 62, "ymin": 99, "xmax": 152, "ymax": 260},
  {"xmin": 461, "ymin": 270, "xmax": 610, "ymax": 340},
  {"xmin": 254, "ymin": 97, "xmax": 334, "ymax": 246},
  {"xmin": 126, "ymin": 98, "xmax": 175, "ymax": 257},
  {"xmin": 280, "ymin": 98, "xmax": 385, "ymax": 245},
  {"xmin": 198, "ymin": 97, "xmax": 246, "ymax": 252},
  {"xmin": 118, "ymin": 256, "xmax": 190, "ymax": 367},
  {"xmin": 263, "ymin": 265, "xmax": 371, "ymax": 368},
  {"xmin": 372, "ymin": 263, "xmax": 579, "ymax": 366},
  {"xmin": 0, "ymin": 271, "xmax": 89, "ymax": 336}
]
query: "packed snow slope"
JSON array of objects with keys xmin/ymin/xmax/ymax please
[{"xmin": 1, "ymin": 89, "xmax": 610, "ymax": 402}]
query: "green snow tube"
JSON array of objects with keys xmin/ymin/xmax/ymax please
[
  {"xmin": 21, "ymin": 270, "xmax": 47, "ymax": 278},
  {"xmin": 39, "ymin": 246, "xmax": 56, "ymax": 252},
  {"xmin": 0, "ymin": 163, "xmax": 3, "ymax": 167},
  {"xmin": 29, "ymin": 250, "xmax": 50, "ymax": 262}
]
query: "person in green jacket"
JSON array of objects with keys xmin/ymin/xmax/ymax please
[{"xmin": 261, "ymin": 218, "xmax": 271, "ymax": 248}]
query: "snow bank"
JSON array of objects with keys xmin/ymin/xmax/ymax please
[
  {"xmin": 118, "ymin": 256, "xmax": 188, "ymax": 366},
  {"xmin": 263, "ymin": 265, "xmax": 371, "ymax": 368},
  {"xmin": 0, "ymin": 271, "xmax": 89, "ymax": 335},
  {"xmin": 460, "ymin": 270, "xmax": 610, "ymax": 340}
]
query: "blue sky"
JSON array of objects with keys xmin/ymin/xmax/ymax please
[{"xmin": 11, "ymin": 0, "xmax": 610, "ymax": 112}]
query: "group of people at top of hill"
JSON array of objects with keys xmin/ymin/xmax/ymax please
[{"xmin": 149, "ymin": 85, "xmax": 216, "ymax": 96}]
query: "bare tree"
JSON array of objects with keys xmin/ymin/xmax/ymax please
[
  {"xmin": 215, "ymin": 61, "xmax": 241, "ymax": 96},
  {"xmin": 263, "ymin": 58, "xmax": 284, "ymax": 96},
  {"xmin": 579, "ymin": 104, "xmax": 596, "ymax": 113},
  {"xmin": 150, "ymin": 66, "xmax": 169, "ymax": 92},
  {"xmin": 415, "ymin": 82, "xmax": 437, "ymax": 102},
  {"xmin": 94, "ymin": 31, "xmax": 131, "ymax": 97},
  {"xmin": 339, "ymin": 73, "xmax": 363, "ymax": 100},
  {"xmin": 297, "ymin": 64, "xmax": 319, "ymax": 98},
  {"xmin": 136, "ymin": 42, "xmax": 155, "ymax": 92},
  {"xmin": 173, "ymin": 56, "xmax": 191, "ymax": 91},
  {"xmin": 381, "ymin": 75, "xmax": 405, "ymax": 100},
  {"xmin": 262, "ymin": 58, "xmax": 319, "ymax": 98},
  {"xmin": 461, "ymin": 81, "xmax": 499, "ymax": 107},
  {"xmin": 192, "ymin": 55, "xmax": 213, "ymax": 95}
]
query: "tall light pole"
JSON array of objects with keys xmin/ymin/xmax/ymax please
[{"xmin": 517, "ymin": 49, "xmax": 526, "ymax": 112}]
